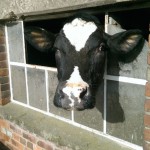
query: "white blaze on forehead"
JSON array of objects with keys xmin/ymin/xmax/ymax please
[
  {"xmin": 62, "ymin": 66, "xmax": 89, "ymax": 107},
  {"xmin": 68, "ymin": 66, "xmax": 87, "ymax": 84},
  {"xmin": 63, "ymin": 18, "xmax": 97, "ymax": 51}
]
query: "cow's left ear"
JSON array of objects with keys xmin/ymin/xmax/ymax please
[
  {"xmin": 24, "ymin": 27, "xmax": 55, "ymax": 53},
  {"xmin": 104, "ymin": 29, "xmax": 145, "ymax": 62}
]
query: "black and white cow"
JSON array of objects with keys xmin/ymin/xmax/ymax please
[{"xmin": 25, "ymin": 13, "xmax": 144, "ymax": 111}]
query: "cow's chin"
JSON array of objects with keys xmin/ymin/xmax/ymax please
[{"xmin": 53, "ymin": 93, "xmax": 95, "ymax": 111}]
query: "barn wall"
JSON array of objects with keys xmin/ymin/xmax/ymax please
[
  {"xmin": 0, "ymin": 0, "xmax": 135, "ymax": 20},
  {"xmin": 0, "ymin": 1, "xmax": 150, "ymax": 150},
  {"xmin": 2, "ymin": 10, "xmax": 148, "ymax": 149},
  {"xmin": 0, "ymin": 119, "xmax": 63, "ymax": 150}
]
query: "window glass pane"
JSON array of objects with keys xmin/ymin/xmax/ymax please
[
  {"xmin": 74, "ymin": 81, "xmax": 104, "ymax": 131},
  {"xmin": 7, "ymin": 22, "xmax": 24, "ymax": 63},
  {"xmin": 11, "ymin": 66, "xmax": 27, "ymax": 103},
  {"xmin": 106, "ymin": 80, "xmax": 144, "ymax": 146},
  {"xmin": 27, "ymin": 68, "xmax": 47, "ymax": 111},
  {"xmin": 48, "ymin": 71, "xmax": 71, "ymax": 119}
]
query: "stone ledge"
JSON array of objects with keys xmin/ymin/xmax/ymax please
[{"xmin": 0, "ymin": 102, "xmax": 134, "ymax": 150}]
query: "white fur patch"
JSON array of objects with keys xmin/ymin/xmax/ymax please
[
  {"xmin": 62, "ymin": 66, "xmax": 89, "ymax": 107},
  {"xmin": 63, "ymin": 18, "xmax": 97, "ymax": 51}
]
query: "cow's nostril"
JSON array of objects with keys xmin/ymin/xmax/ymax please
[
  {"xmin": 79, "ymin": 87, "xmax": 87, "ymax": 98},
  {"xmin": 59, "ymin": 89, "xmax": 65, "ymax": 98},
  {"xmin": 78, "ymin": 88, "xmax": 84, "ymax": 92}
]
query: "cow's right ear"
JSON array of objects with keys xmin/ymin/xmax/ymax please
[{"xmin": 24, "ymin": 27, "xmax": 55, "ymax": 53}]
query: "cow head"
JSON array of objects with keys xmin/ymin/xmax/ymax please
[{"xmin": 25, "ymin": 13, "xmax": 144, "ymax": 111}]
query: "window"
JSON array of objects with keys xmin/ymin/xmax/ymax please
[{"xmin": 5, "ymin": 8, "xmax": 149, "ymax": 149}]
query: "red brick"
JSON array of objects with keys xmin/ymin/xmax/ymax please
[
  {"xmin": 12, "ymin": 146, "xmax": 20, "ymax": 150},
  {"xmin": 0, "ymin": 32, "xmax": 4, "ymax": 36},
  {"xmin": 144, "ymin": 128, "xmax": 150, "ymax": 142},
  {"xmin": 144, "ymin": 142, "xmax": 150, "ymax": 150},
  {"xmin": 0, "ymin": 60, "xmax": 8, "ymax": 68},
  {"xmin": 0, "ymin": 32, "xmax": 4, "ymax": 35},
  {"xmin": 0, "ymin": 37, "xmax": 5, "ymax": 44},
  {"xmin": 0, "ymin": 119, "xmax": 9, "ymax": 128},
  {"xmin": 0, "ymin": 132, "xmax": 5, "ymax": 142},
  {"xmin": 0, "ymin": 120, "xmax": 3, "ymax": 128},
  {"xmin": 1, "ymin": 83, "xmax": 10, "ymax": 91},
  {"xmin": 0, "ymin": 68, "xmax": 9, "ymax": 76},
  {"xmin": 35, "ymin": 146, "xmax": 43, "ymax": 150},
  {"xmin": 0, "ymin": 76, "xmax": 9, "ymax": 84},
  {"xmin": 0, "ymin": 29, "xmax": 4, "ymax": 34},
  {"xmin": 37, "ymin": 140, "xmax": 53, "ymax": 150},
  {"xmin": 24, "ymin": 147, "xmax": 32, "ymax": 150},
  {"xmin": 20, "ymin": 137, "xmax": 26, "ymax": 146},
  {"xmin": 0, "ymin": 132, "xmax": 10, "ymax": 142},
  {"xmin": 27, "ymin": 141, "xmax": 33, "ymax": 150},
  {"xmin": 0, "ymin": 45, "xmax": 6, "ymax": 52},
  {"xmin": 23, "ymin": 132, "xmax": 36, "ymax": 143},
  {"xmin": 0, "ymin": 118, "xmax": 4, "ymax": 126},
  {"xmin": 145, "ymin": 100, "xmax": 150, "ymax": 112},
  {"xmin": 146, "ymin": 82, "xmax": 150, "ymax": 97},
  {"xmin": 144, "ymin": 114, "xmax": 150, "ymax": 127},
  {"xmin": 0, "ymin": 97, "xmax": 10, "ymax": 105},
  {"xmin": 1, "ymin": 90, "xmax": 10, "ymax": 98},
  {"xmin": 5, "ymin": 142, "xmax": 14, "ymax": 150},
  {"xmin": 0, "ymin": 52, "xmax": 7, "ymax": 61},
  {"xmin": 11, "ymin": 139, "xmax": 24, "ymax": 150},
  {"xmin": 13, "ymin": 132, "xmax": 20, "ymax": 141},
  {"xmin": 11, "ymin": 139, "xmax": 17, "ymax": 146},
  {"xmin": 10, "ymin": 124, "xmax": 22, "ymax": 134}
]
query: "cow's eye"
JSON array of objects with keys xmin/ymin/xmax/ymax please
[
  {"xmin": 56, "ymin": 49, "xmax": 60, "ymax": 54},
  {"xmin": 55, "ymin": 49, "xmax": 62, "ymax": 68},
  {"xmin": 55, "ymin": 49, "xmax": 61, "ymax": 60},
  {"xmin": 99, "ymin": 43, "xmax": 105, "ymax": 51}
]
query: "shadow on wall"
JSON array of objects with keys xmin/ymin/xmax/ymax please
[
  {"xmin": 95, "ymin": 79, "xmax": 125, "ymax": 123},
  {"xmin": 95, "ymin": 44, "xmax": 144, "ymax": 123},
  {"xmin": 0, "ymin": 142, "xmax": 10, "ymax": 150}
]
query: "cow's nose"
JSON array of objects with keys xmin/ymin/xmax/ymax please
[
  {"xmin": 79, "ymin": 87, "xmax": 87, "ymax": 98},
  {"xmin": 62, "ymin": 83, "xmax": 88, "ymax": 104}
]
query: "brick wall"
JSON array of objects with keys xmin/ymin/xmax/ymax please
[
  {"xmin": 144, "ymin": 24, "xmax": 150, "ymax": 150},
  {"xmin": 0, "ymin": 118, "xmax": 71, "ymax": 150},
  {"xmin": 0, "ymin": 24, "xmax": 10, "ymax": 105}
]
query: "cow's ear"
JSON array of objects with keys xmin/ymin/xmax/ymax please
[
  {"xmin": 104, "ymin": 29, "xmax": 145, "ymax": 62},
  {"xmin": 24, "ymin": 27, "xmax": 55, "ymax": 53}
]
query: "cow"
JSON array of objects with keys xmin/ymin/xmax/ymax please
[{"xmin": 25, "ymin": 13, "xmax": 144, "ymax": 111}]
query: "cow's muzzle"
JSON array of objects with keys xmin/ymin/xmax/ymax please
[{"xmin": 53, "ymin": 82, "xmax": 95, "ymax": 110}]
